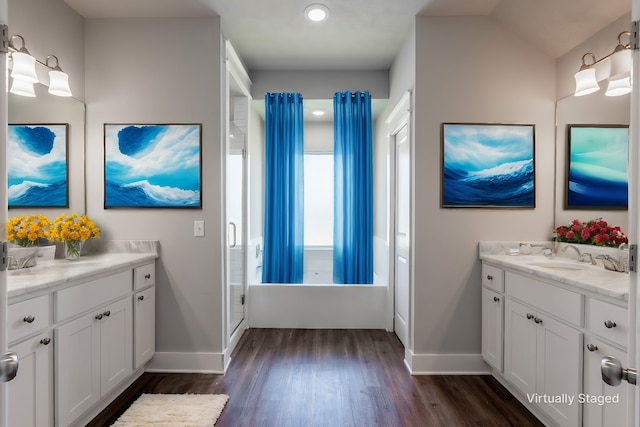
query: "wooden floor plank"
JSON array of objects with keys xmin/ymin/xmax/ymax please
[{"xmin": 88, "ymin": 329, "xmax": 543, "ymax": 427}]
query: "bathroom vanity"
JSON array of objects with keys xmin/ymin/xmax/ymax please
[
  {"xmin": 480, "ymin": 242, "xmax": 630, "ymax": 427},
  {"xmin": 5, "ymin": 243, "xmax": 158, "ymax": 427}
]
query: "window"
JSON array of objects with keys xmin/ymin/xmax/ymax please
[{"xmin": 304, "ymin": 153, "xmax": 333, "ymax": 246}]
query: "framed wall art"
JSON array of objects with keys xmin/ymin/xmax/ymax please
[
  {"xmin": 104, "ymin": 123, "xmax": 202, "ymax": 208},
  {"xmin": 8, "ymin": 123, "xmax": 69, "ymax": 208},
  {"xmin": 566, "ymin": 124, "xmax": 628, "ymax": 209},
  {"xmin": 441, "ymin": 123, "xmax": 535, "ymax": 208}
]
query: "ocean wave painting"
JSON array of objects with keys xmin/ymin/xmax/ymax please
[
  {"xmin": 442, "ymin": 123, "xmax": 535, "ymax": 207},
  {"xmin": 104, "ymin": 124, "xmax": 202, "ymax": 208},
  {"xmin": 8, "ymin": 124, "xmax": 68, "ymax": 207},
  {"xmin": 567, "ymin": 125, "xmax": 628, "ymax": 208}
]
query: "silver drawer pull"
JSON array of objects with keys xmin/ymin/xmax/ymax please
[
  {"xmin": 486, "ymin": 275, "xmax": 493, "ymax": 281},
  {"xmin": 526, "ymin": 313, "xmax": 534, "ymax": 320},
  {"xmin": 103, "ymin": 310, "xmax": 111, "ymax": 317},
  {"xmin": 604, "ymin": 320, "xmax": 617, "ymax": 329},
  {"xmin": 40, "ymin": 338, "xmax": 51, "ymax": 346},
  {"xmin": 493, "ymin": 296, "xmax": 500, "ymax": 302},
  {"xmin": 587, "ymin": 343, "xmax": 598, "ymax": 352},
  {"xmin": 23, "ymin": 315, "xmax": 35, "ymax": 323},
  {"xmin": 138, "ymin": 295, "xmax": 145, "ymax": 301},
  {"xmin": 534, "ymin": 317, "xmax": 543, "ymax": 324},
  {"xmin": 145, "ymin": 274, "xmax": 151, "ymax": 279},
  {"xmin": 95, "ymin": 313, "xmax": 103, "ymax": 320}
]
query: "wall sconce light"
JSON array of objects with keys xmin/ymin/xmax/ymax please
[
  {"xmin": 7, "ymin": 34, "xmax": 72, "ymax": 97},
  {"xmin": 574, "ymin": 31, "xmax": 632, "ymax": 97}
]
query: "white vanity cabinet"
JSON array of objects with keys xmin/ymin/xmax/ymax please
[
  {"xmin": 7, "ymin": 295, "xmax": 53, "ymax": 427},
  {"xmin": 481, "ymin": 256, "xmax": 631, "ymax": 427},
  {"xmin": 582, "ymin": 298, "xmax": 628, "ymax": 427},
  {"xmin": 55, "ymin": 271, "xmax": 133, "ymax": 427},
  {"xmin": 481, "ymin": 263, "xmax": 504, "ymax": 371},
  {"xmin": 133, "ymin": 262, "xmax": 156, "ymax": 369}
]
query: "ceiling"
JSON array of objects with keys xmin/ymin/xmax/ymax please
[{"xmin": 64, "ymin": 0, "xmax": 631, "ymax": 72}]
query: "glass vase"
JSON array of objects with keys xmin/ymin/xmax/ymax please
[{"xmin": 65, "ymin": 240, "xmax": 83, "ymax": 261}]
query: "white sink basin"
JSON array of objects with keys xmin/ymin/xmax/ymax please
[{"xmin": 528, "ymin": 260, "xmax": 590, "ymax": 270}]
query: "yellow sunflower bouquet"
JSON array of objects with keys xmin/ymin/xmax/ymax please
[{"xmin": 47, "ymin": 212, "xmax": 101, "ymax": 259}]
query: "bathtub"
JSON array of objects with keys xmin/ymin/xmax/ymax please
[{"xmin": 248, "ymin": 246, "xmax": 388, "ymax": 329}]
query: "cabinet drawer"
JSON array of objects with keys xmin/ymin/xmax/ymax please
[
  {"xmin": 55, "ymin": 270, "xmax": 132, "ymax": 322},
  {"xmin": 134, "ymin": 263, "xmax": 155, "ymax": 290},
  {"xmin": 505, "ymin": 271, "xmax": 583, "ymax": 326},
  {"xmin": 8, "ymin": 295, "xmax": 50, "ymax": 343},
  {"xmin": 482, "ymin": 263, "xmax": 504, "ymax": 292},
  {"xmin": 587, "ymin": 298, "xmax": 627, "ymax": 348}
]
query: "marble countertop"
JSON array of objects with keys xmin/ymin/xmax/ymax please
[
  {"xmin": 479, "ymin": 242, "xmax": 629, "ymax": 302},
  {"xmin": 8, "ymin": 240, "xmax": 159, "ymax": 300}
]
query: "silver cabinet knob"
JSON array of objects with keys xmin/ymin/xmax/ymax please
[
  {"xmin": 604, "ymin": 320, "xmax": 617, "ymax": 329},
  {"xmin": 103, "ymin": 310, "xmax": 111, "ymax": 317},
  {"xmin": 138, "ymin": 295, "xmax": 145, "ymax": 301},
  {"xmin": 95, "ymin": 313, "xmax": 103, "ymax": 320},
  {"xmin": 486, "ymin": 275, "xmax": 493, "ymax": 281},
  {"xmin": 40, "ymin": 338, "xmax": 51, "ymax": 346},
  {"xmin": 0, "ymin": 352, "xmax": 19, "ymax": 383},
  {"xmin": 145, "ymin": 274, "xmax": 151, "ymax": 279},
  {"xmin": 493, "ymin": 296, "xmax": 500, "ymax": 302},
  {"xmin": 534, "ymin": 317, "xmax": 543, "ymax": 324},
  {"xmin": 587, "ymin": 344, "xmax": 598, "ymax": 352},
  {"xmin": 526, "ymin": 313, "xmax": 534, "ymax": 320},
  {"xmin": 602, "ymin": 355, "xmax": 637, "ymax": 386},
  {"xmin": 23, "ymin": 315, "xmax": 35, "ymax": 323}
]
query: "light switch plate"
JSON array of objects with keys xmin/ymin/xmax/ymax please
[{"xmin": 194, "ymin": 220, "xmax": 205, "ymax": 237}]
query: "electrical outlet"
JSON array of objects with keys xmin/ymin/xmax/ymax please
[{"xmin": 194, "ymin": 220, "xmax": 205, "ymax": 237}]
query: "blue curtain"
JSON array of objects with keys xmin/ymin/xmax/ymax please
[
  {"xmin": 333, "ymin": 91, "xmax": 373, "ymax": 284},
  {"xmin": 262, "ymin": 93, "xmax": 304, "ymax": 283}
]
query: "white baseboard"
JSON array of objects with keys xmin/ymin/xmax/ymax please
[
  {"xmin": 405, "ymin": 349, "xmax": 492, "ymax": 374},
  {"xmin": 145, "ymin": 351, "xmax": 226, "ymax": 373}
]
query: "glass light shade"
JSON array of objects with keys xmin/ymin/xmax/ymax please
[
  {"xmin": 48, "ymin": 70, "xmax": 72, "ymax": 97},
  {"xmin": 10, "ymin": 78, "xmax": 36, "ymax": 97},
  {"xmin": 605, "ymin": 76, "xmax": 631, "ymax": 96},
  {"xmin": 10, "ymin": 51, "xmax": 39, "ymax": 83},
  {"xmin": 608, "ymin": 49, "xmax": 631, "ymax": 80},
  {"xmin": 574, "ymin": 68, "xmax": 599, "ymax": 96},
  {"xmin": 305, "ymin": 4, "xmax": 330, "ymax": 22}
]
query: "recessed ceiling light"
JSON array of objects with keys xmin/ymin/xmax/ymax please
[
  {"xmin": 311, "ymin": 109, "xmax": 326, "ymax": 116},
  {"xmin": 304, "ymin": 4, "xmax": 330, "ymax": 23}
]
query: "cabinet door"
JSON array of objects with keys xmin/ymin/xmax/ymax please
[
  {"xmin": 56, "ymin": 312, "xmax": 101, "ymax": 427},
  {"xmin": 583, "ymin": 337, "xmax": 628, "ymax": 427},
  {"xmin": 100, "ymin": 297, "xmax": 133, "ymax": 397},
  {"xmin": 481, "ymin": 288, "xmax": 504, "ymax": 371},
  {"xmin": 536, "ymin": 313, "xmax": 582, "ymax": 427},
  {"xmin": 134, "ymin": 286, "xmax": 156, "ymax": 369},
  {"xmin": 504, "ymin": 298, "xmax": 538, "ymax": 396},
  {"xmin": 8, "ymin": 334, "xmax": 53, "ymax": 427}
]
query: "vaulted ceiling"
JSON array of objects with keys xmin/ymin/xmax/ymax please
[{"xmin": 64, "ymin": 0, "xmax": 631, "ymax": 71}]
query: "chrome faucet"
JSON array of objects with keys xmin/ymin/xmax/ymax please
[
  {"xmin": 561, "ymin": 244, "xmax": 582, "ymax": 260},
  {"xmin": 580, "ymin": 252, "xmax": 596, "ymax": 265}
]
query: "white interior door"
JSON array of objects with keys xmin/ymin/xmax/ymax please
[
  {"xmin": 1, "ymin": 3, "xmax": 11, "ymax": 426},
  {"xmin": 394, "ymin": 124, "xmax": 410, "ymax": 348}
]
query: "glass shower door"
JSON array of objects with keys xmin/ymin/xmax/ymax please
[{"xmin": 227, "ymin": 122, "xmax": 246, "ymax": 335}]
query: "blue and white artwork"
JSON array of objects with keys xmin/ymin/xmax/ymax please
[
  {"xmin": 567, "ymin": 125, "xmax": 628, "ymax": 209},
  {"xmin": 8, "ymin": 124, "xmax": 68, "ymax": 207},
  {"xmin": 442, "ymin": 123, "xmax": 535, "ymax": 207},
  {"xmin": 104, "ymin": 124, "xmax": 202, "ymax": 208}
]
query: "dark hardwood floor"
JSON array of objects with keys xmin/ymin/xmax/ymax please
[{"xmin": 89, "ymin": 329, "xmax": 543, "ymax": 427}]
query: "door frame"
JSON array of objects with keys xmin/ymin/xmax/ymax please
[
  {"xmin": 1, "ymin": 2, "xmax": 10, "ymax": 425},
  {"xmin": 385, "ymin": 90, "xmax": 413, "ymax": 354},
  {"xmin": 222, "ymin": 39, "xmax": 252, "ymax": 370}
]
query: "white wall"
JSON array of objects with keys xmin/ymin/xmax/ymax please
[
  {"xmin": 408, "ymin": 16, "xmax": 556, "ymax": 372},
  {"xmin": 84, "ymin": 18, "xmax": 226, "ymax": 371}
]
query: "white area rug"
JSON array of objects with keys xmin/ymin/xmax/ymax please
[{"xmin": 111, "ymin": 393, "xmax": 229, "ymax": 426}]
